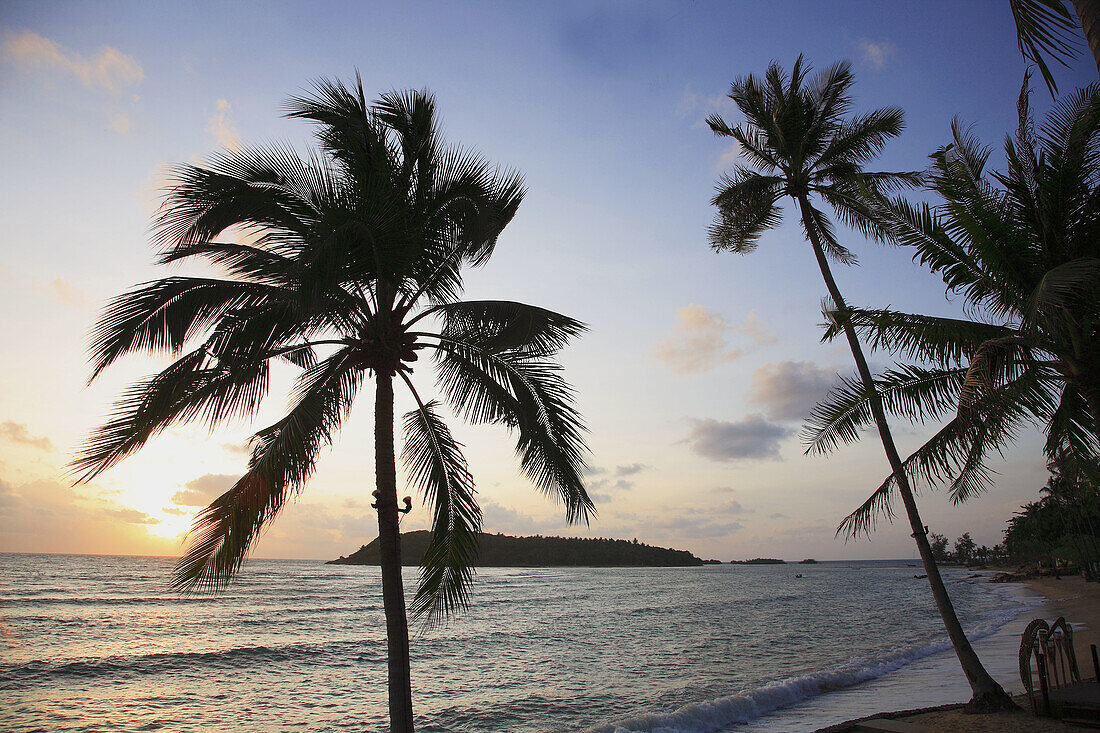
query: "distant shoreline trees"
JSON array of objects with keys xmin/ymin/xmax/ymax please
[{"xmin": 330, "ymin": 531, "xmax": 704, "ymax": 567}]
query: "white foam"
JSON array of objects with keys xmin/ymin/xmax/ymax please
[{"xmin": 583, "ymin": 590, "xmax": 1042, "ymax": 733}]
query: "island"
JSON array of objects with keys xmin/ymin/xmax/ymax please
[
  {"xmin": 730, "ymin": 558, "xmax": 786, "ymax": 564},
  {"xmin": 328, "ymin": 531, "xmax": 705, "ymax": 567}
]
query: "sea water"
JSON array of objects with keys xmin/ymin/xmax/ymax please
[{"xmin": 0, "ymin": 554, "xmax": 1040, "ymax": 732}]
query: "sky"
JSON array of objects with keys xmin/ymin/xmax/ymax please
[{"xmin": 0, "ymin": 0, "xmax": 1097, "ymax": 563}]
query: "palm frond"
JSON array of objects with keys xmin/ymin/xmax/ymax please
[
  {"xmin": 429, "ymin": 337, "xmax": 593, "ymax": 524},
  {"xmin": 708, "ymin": 168, "xmax": 784, "ymax": 254},
  {"xmin": 87, "ymin": 278, "xmax": 287, "ymax": 381},
  {"xmin": 1009, "ymin": 0, "xmax": 1081, "ymax": 97},
  {"xmin": 820, "ymin": 306, "xmax": 1013, "ymax": 366},
  {"xmin": 72, "ymin": 346, "xmax": 271, "ymax": 482},
  {"xmin": 799, "ymin": 199, "xmax": 856, "ymax": 264},
  {"xmin": 398, "ymin": 390, "xmax": 481, "ymax": 627},
  {"xmin": 172, "ymin": 348, "xmax": 364, "ymax": 592},
  {"xmin": 803, "ymin": 365, "xmax": 968, "ymax": 456},
  {"xmin": 424, "ymin": 300, "xmax": 587, "ymax": 356}
]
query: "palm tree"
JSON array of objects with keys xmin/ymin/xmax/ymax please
[
  {"xmin": 72, "ymin": 78, "xmax": 592, "ymax": 733},
  {"xmin": 805, "ymin": 78, "xmax": 1100, "ymax": 535},
  {"xmin": 706, "ymin": 57, "xmax": 1015, "ymax": 710}
]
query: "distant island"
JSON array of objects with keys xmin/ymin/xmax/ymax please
[
  {"xmin": 799, "ymin": 558, "xmax": 819, "ymax": 564},
  {"xmin": 730, "ymin": 558, "xmax": 786, "ymax": 565},
  {"xmin": 329, "ymin": 531, "xmax": 706, "ymax": 567}
]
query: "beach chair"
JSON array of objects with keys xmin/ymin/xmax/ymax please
[{"xmin": 1020, "ymin": 616, "xmax": 1100, "ymax": 725}]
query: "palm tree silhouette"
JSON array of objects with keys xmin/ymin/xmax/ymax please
[
  {"xmin": 806, "ymin": 77, "xmax": 1100, "ymax": 541},
  {"xmin": 73, "ymin": 78, "xmax": 593, "ymax": 732},
  {"xmin": 706, "ymin": 57, "xmax": 1014, "ymax": 710}
]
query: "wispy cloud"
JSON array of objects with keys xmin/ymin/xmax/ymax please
[
  {"xmin": 2, "ymin": 29, "xmax": 143, "ymax": 94},
  {"xmin": 736, "ymin": 310, "xmax": 778, "ymax": 345},
  {"xmin": 0, "ymin": 421, "xmax": 54, "ymax": 451},
  {"xmin": 42, "ymin": 277, "xmax": 87, "ymax": 307},
  {"xmin": 676, "ymin": 87, "xmax": 735, "ymax": 124},
  {"xmin": 747, "ymin": 360, "xmax": 836, "ymax": 422},
  {"xmin": 615, "ymin": 463, "xmax": 647, "ymax": 477},
  {"xmin": 858, "ymin": 38, "xmax": 895, "ymax": 70},
  {"xmin": 171, "ymin": 473, "xmax": 236, "ymax": 506},
  {"xmin": 0, "ymin": 477, "xmax": 167, "ymax": 554},
  {"xmin": 108, "ymin": 113, "xmax": 132, "ymax": 135},
  {"xmin": 684, "ymin": 415, "xmax": 789, "ymax": 462},
  {"xmin": 480, "ymin": 500, "xmax": 569, "ymax": 535},
  {"xmin": 654, "ymin": 304, "xmax": 741, "ymax": 373},
  {"xmin": 654, "ymin": 305, "xmax": 775, "ymax": 374},
  {"xmin": 206, "ymin": 99, "xmax": 240, "ymax": 150}
]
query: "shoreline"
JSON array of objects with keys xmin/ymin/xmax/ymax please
[{"xmin": 818, "ymin": 574, "xmax": 1100, "ymax": 733}]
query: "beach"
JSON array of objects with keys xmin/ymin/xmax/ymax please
[{"xmin": 826, "ymin": 574, "xmax": 1100, "ymax": 733}]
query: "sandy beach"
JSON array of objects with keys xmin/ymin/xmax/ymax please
[{"xmin": 823, "ymin": 575, "xmax": 1100, "ymax": 732}]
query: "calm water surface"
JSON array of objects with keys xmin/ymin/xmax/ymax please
[{"xmin": 0, "ymin": 554, "xmax": 1033, "ymax": 732}]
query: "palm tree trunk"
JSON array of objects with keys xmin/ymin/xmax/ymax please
[
  {"xmin": 1072, "ymin": 0, "xmax": 1100, "ymax": 74},
  {"xmin": 375, "ymin": 372, "xmax": 415, "ymax": 732},
  {"xmin": 795, "ymin": 195, "xmax": 1015, "ymax": 711}
]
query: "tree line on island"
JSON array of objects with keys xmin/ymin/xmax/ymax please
[
  {"xmin": 72, "ymin": 1, "xmax": 1100, "ymax": 728},
  {"xmin": 330, "ymin": 531, "xmax": 710, "ymax": 567}
]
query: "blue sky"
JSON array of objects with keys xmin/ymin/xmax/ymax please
[{"xmin": 1, "ymin": 1, "xmax": 1096, "ymax": 561}]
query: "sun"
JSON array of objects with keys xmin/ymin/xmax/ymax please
[{"xmin": 143, "ymin": 509, "xmax": 194, "ymax": 542}]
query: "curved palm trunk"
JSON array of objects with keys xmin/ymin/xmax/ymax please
[
  {"xmin": 796, "ymin": 196, "xmax": 1015, "ymax": 711},
  {"xmin": 1072, "ymin": 0, "xmax": 1100, "ymax": 74},
  {"xmin": 375, "ymin": 372, "xmax": 415, "ymax": 732}
]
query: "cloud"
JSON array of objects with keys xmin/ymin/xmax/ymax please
[
  {"xmin": 0, "ymin": 421, "xmax": 54, "ymax": 451},
  {"xmin": 716, "ymin": 499, "xmax": 749, "ymax": 514},
  {"xmin": 684, "ymin": 415, "xmax": 790, "ymax": 462},
  {"xmin": 221, "ymin": 442, "xmax": 251, "ymax": 455},
  {"xmin": 43, "ymin": 277, "xmax": 87, "ymax": 307},
  {"xmin": 171, "ymin": 473, "xmax": 236, "ymax": 506},
  {"xmin": 206, "ymin": 99, "xmax": 240, "ymax": 150},
  {"xmin": 588, "ymin": 477, "xmax": 635, "ymax": 493},
  {"xmin": 2, "ymin": 29, "xmax": 143, "ymax": 94},
  {"xmin": 102, "ymin": 507, "xmax": 159, "ymax": 524},
  {"xmin": 858, "ymin": 39, "xmax": 895, "ymax": 70},
  {"xmin": 655, "ymin": 306, "xmax": 777, "ymax": 374},
  {"xmin": 677, "ymin": 87, "xmax": 735, "ymax": 123},
  {"xmin": 108, "ymin": 113, "xmax": 132, "ymax": 134},
  {"xmin": 647, "ymin": 513, "xmax": 744, "ymax": 539},
  {"xmin": 735, "ymin": 311, "xmax": 778, "ymax": 345},
  {"xmin": 0, "ymin": 477, "xmax": 171, "ymax": 554},
  {"xmin": 747, "ymin": 360, "xmax": 836, "ymax": 421},
  {"xmin": 654, "ymin": 305, "xmax": 741, "ymax": 373},
  {"xmin": 480, "ymin": 501, "xmax": 569, "ymax": 535},
  {"xmin": 162, "ymin": 506, "xmax": 190, "ymax": 516},
  {"xmin": 615, "ymin": 463, "xmax": 647, "ymax": 477}
]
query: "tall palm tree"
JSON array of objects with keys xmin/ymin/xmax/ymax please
[
  {"xmin": 805, "ymin": 78, "xmax": 1100, "ymax": 534},
  {"xmin": 72, "ymin": 79, "xmax": 592, "ymax": 733},
  {"xmin": 706, "ymin": 57, "xmax": 1014, "ymax": 710}
]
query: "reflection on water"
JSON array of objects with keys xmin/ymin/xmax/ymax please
[{"xmin": 1, "ymin": 554, "xmax": 1030, "ymax": 732}]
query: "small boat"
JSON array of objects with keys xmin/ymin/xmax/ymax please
[{"xmin": 795, "ymin": 573, "xmax": 803, "ymax": 578}]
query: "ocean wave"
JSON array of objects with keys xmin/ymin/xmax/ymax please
[
  {"xmin": 1, "ymin": 639, "xmax": 385, "ymax": 686},
  {"xmin": 582, "ymin": 595, "xmax": 1040, "ymax": 733}
]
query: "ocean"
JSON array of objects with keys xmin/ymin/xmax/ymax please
[{"xmin": 0, "ymin": 554, "xmax": 1040, "ymax": 732}]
